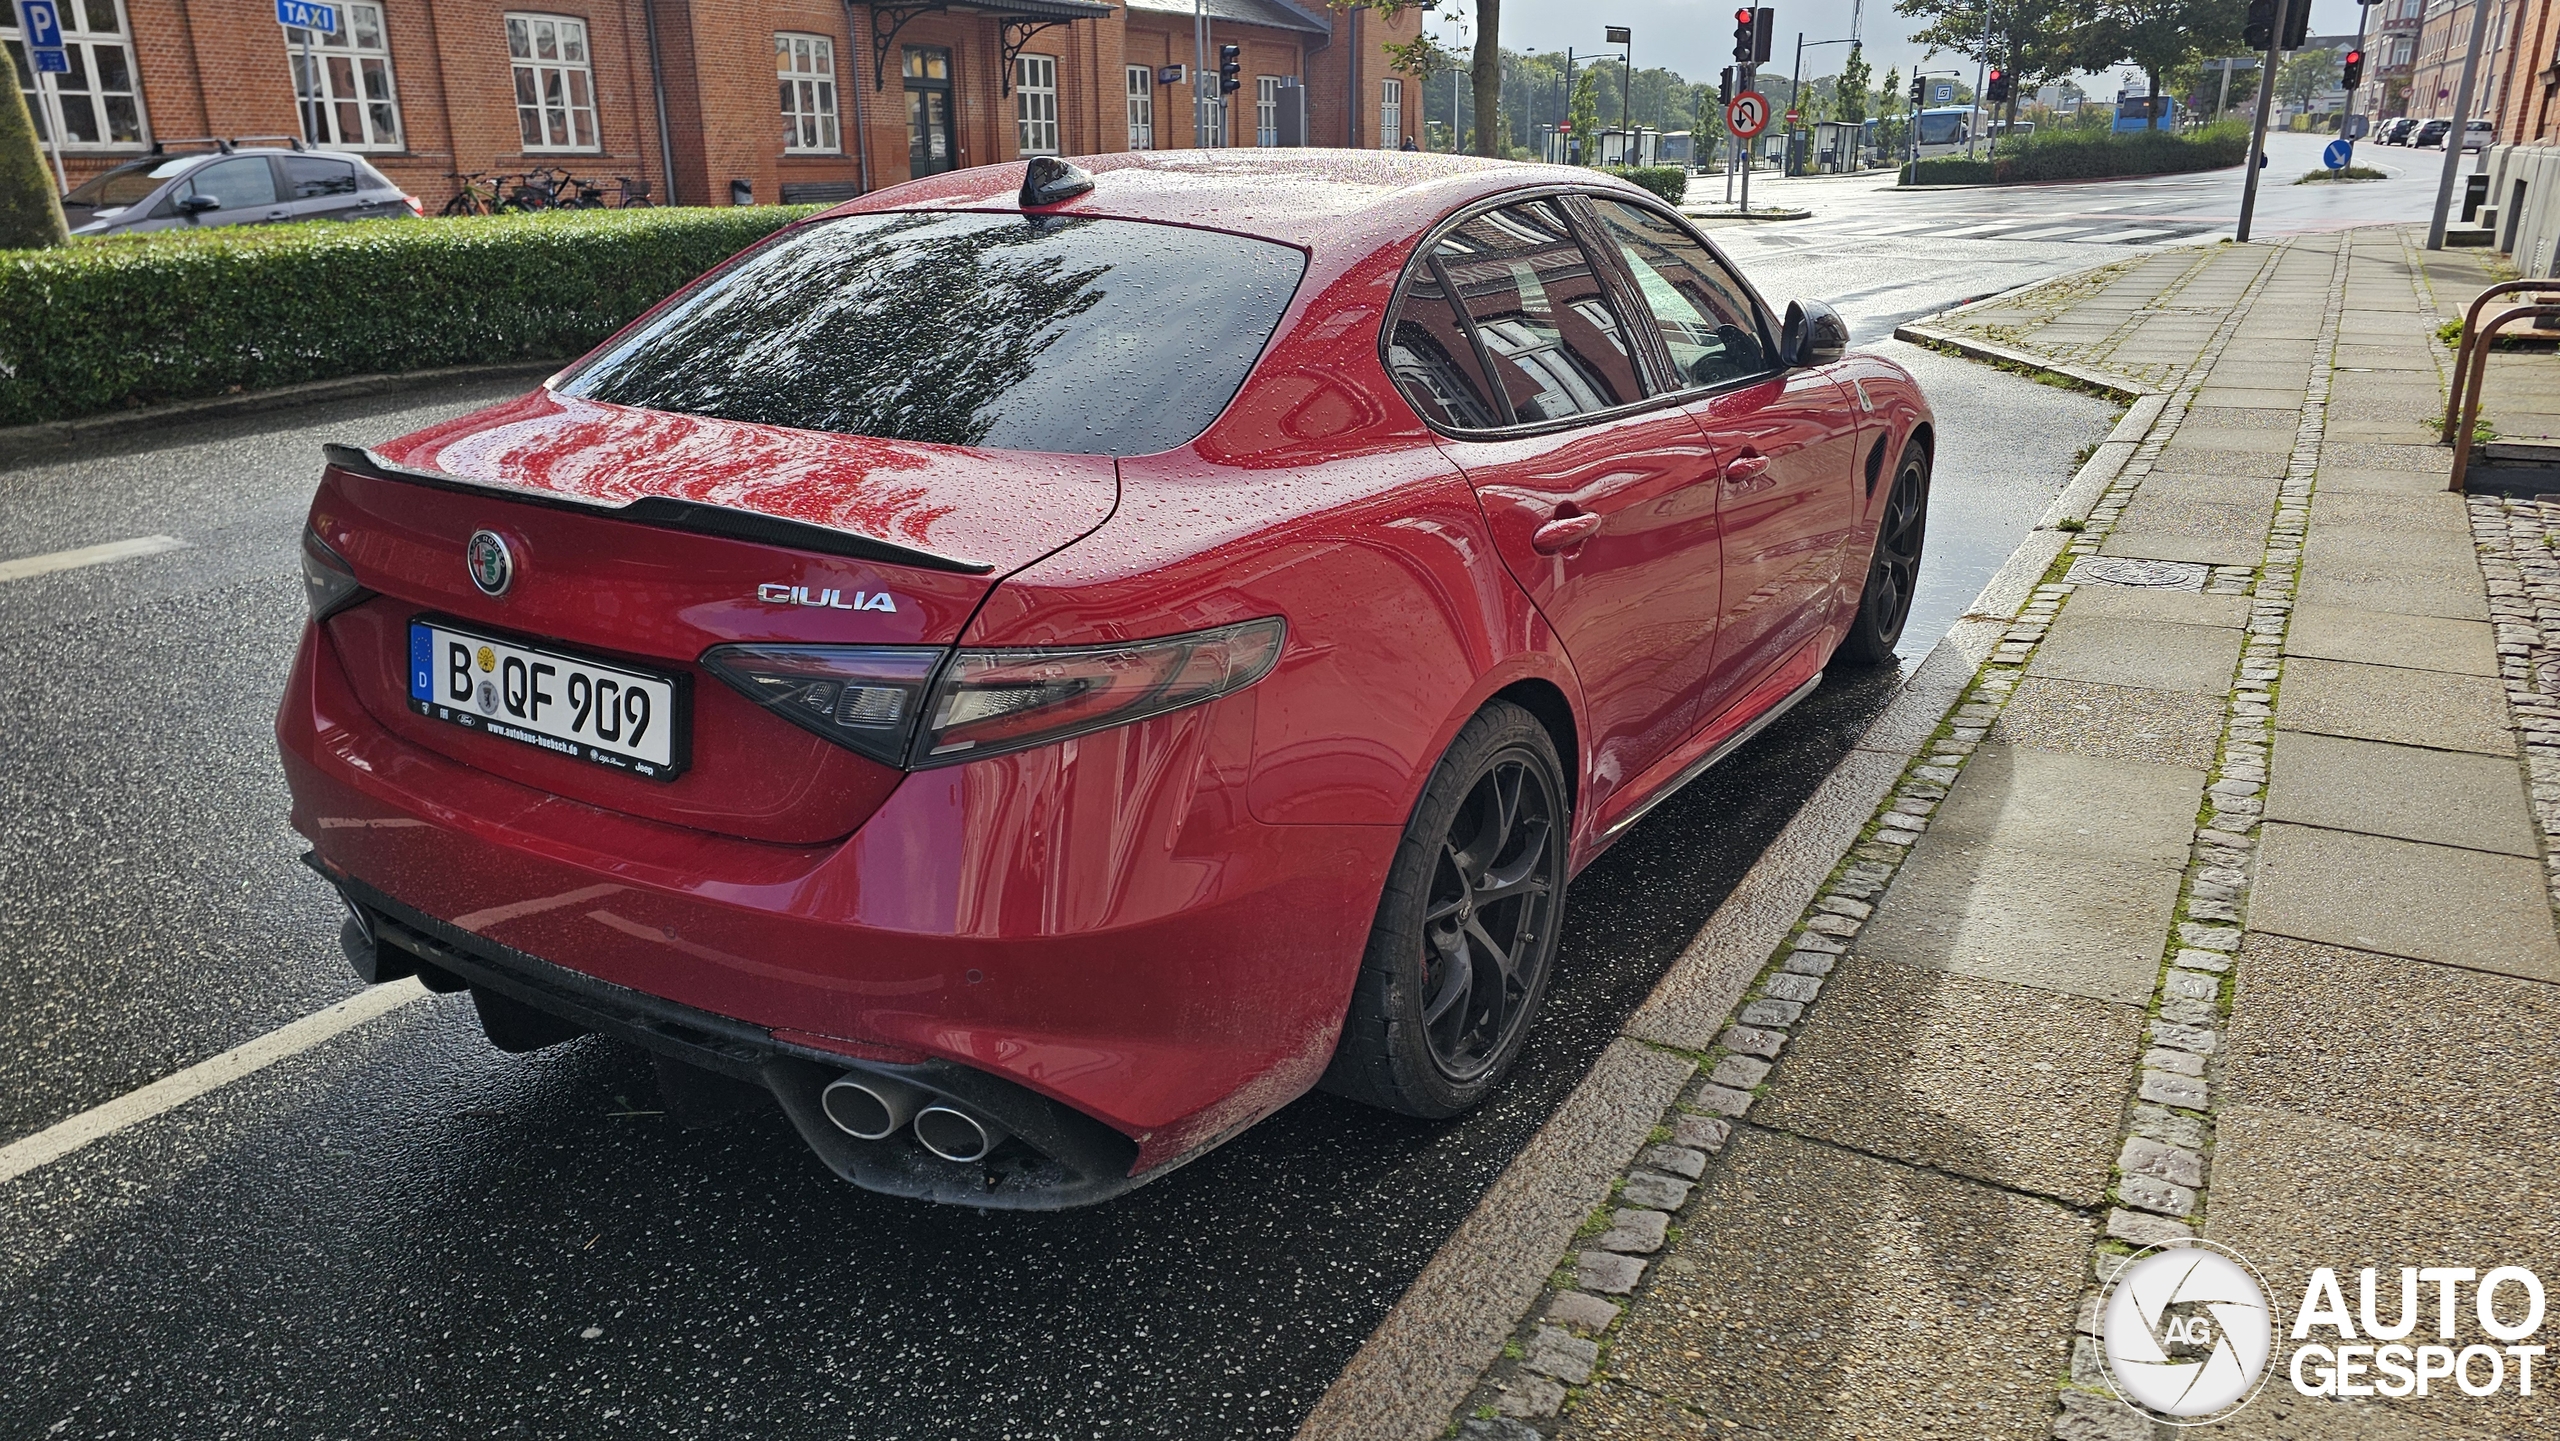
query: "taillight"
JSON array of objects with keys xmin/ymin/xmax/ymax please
[
  {"xmin": 401, "ymin": 194, "xmax": 423, "ymax": 216},
  {"xmin": 300, "ymin": 527, "xmax": 366, "ymax": 621},
  {"xmin": 701, "ymin": 618, "xmax": 1284, "ymax": 769},
  {"xmin": 698, "ymin": 645, "xmax": 943, "ymax": 768}
]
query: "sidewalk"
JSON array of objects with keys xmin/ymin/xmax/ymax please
[{"xmin": 1437, "ymin": 228, "xmax": 2560, "ymax": 1440}]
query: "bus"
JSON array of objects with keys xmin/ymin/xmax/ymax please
[
  {"xmin": 1914, "ymin": 105, "xmax": 1988, "ymax": 158},
  {"xmin": 2115, "ymin": 93, "xmax": 2176, "ymax": 132}
]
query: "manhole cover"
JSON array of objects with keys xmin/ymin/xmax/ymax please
[{"xmin": 2064, "ymin": 557, "xmax": 2210, "ymax": 590}]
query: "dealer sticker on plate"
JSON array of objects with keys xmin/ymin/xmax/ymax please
[{"xmin": 408, "ymin": 618, "xmax": 687, "ymax": 780}]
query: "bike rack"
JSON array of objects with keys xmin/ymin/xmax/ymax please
[
  {"xmin": 2443, "ymin": 280, "xmax": 2560, "ymax": 445},
  {"xmin": 2447, "ymin": 299, "xmax": 2560, "ymax": 492}
]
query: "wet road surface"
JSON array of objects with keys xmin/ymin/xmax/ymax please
[{"xmin": 0, "ymin": 230, "xmax": 2119, "ymax": 1437}]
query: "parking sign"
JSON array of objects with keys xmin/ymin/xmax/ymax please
[
  {"xmin": 17, "ymin": 0, "xmax": 68, "ymax": 72},
  {"xmin": 1930, "ymin": 80, "xmax": 1955, "ymax": 104}
]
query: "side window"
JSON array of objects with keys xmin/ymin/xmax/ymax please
[
  {"xmin": 283, "ymin": 155, "xmax": 360, "ymax": 198},
  {"xmin": 1588, "ymin": 199, "xmax": 1770, "ymax": 388},
  {"xmin": 1386, "ymin": 259, "xmax": 1504, "ymax": 430},
  {"xmin": 1432, "ymin": 200, "xmax": 1642, "ymax": 424},
  {"xmin": 184, "ymin": 157, "xmax": 280, "ymax": 209}
]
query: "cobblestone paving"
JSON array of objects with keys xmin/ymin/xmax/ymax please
[{"xmin": 1443, "ymin": 228, "xmax": 2557, "ymax": 1441}]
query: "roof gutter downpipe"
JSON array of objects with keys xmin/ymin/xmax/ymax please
[
  {"xmin": 641, "ymin": 0, "xmax": 679, "ymax": 205},
  {"xmin": 843, "ymin": 0, "xmax": 874, "ymax": 194}
]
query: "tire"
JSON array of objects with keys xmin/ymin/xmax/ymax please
[
  {"xmin": 471, "ymin": 986, "xmax": 589, "ymax": 1053},
  {"xmin": 1322, "ymin": 700, "xmax": 1569, "ymax": 1118},
  {"xmin": 1836, "ymin": 438, "xmax": 1931, "ymax": 666}
]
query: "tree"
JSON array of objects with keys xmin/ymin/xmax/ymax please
[
  {"xmin": 1382, "ymin": 30, "xmax": 1464, "ymax": 149},
  {"xmin": 1877, "ymin": 64, "xmax": 1903, "ymax": 148},
  {"xmin": 1568, "ymin": 69, "xmax": 1600, "ymax": 161},
  {"xmin": 1897, "ymin": 0, "xmax": 2074, "ymax": 130},
  {"xmin": 2066, "ymin": 0, "xmax": 2245, "ymax": 124},
  {"xmin": 2274, "ymin": 48, "xmax": 2330, "ymax": 114},
  {"xmin": 1839, "ymin": 44, "xmax": 1873, "ymax": 124},
  {"xmin": 0, "ymin": 64, "xmax": 66, "ymax": 249},
  {"xmin": 1337, "ymin": 0, "xmax": 1505, "ymax": 158}
]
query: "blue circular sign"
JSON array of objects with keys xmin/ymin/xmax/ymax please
[{"xmin": 2323, "ymin": 138, "xmax": 2354, "ymax": 169}]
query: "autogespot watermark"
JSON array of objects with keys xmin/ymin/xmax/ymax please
[{"xmin": 2098, "ymin": 1241, "xmax": 2551, "ymax": 1424}]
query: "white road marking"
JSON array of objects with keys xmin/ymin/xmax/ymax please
[
  {"xmin": 0, "ymin": 534, "xmax": 187, "ymax": 584},
  {"xmin": 0, "ymin": 979, "xmax": 429, "ymax": 1185},
  {"xmin": 1994, "ymin": 224, "xmax": 2102, "ymax": 241},
  {"xmin": 2079, "ymin": 228, "xmax": 2184, "ymax": 244}
]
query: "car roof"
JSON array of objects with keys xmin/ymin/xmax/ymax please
[{"xmin": 818, "ymin": 150, "xmax": 1653, "ymax": 258}]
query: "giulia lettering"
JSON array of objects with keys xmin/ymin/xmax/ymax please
[{"xmin": 755, "ymin": 582, "xmax": 900, "ymax": 613}]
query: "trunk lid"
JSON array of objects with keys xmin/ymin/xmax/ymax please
[{"xmin": 313, "ymin": 392, "xmax": 1118, "ymax": 844}]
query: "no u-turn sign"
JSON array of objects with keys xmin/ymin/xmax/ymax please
[{"xmin": 1728, "ymin": 90, "xmax": 1770, "ymax": 138}]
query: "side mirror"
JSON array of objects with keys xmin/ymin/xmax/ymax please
[
  {"xmin": 1781, "ymin": 299, "xmax": 1849, "ymax": 368},
  {"xmin": 176, "ymin": 193, "xmax": 222, "ymax": 215}
]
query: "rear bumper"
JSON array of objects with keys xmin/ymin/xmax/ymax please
[{"xmin": 278, "ymin": 621, "xmax": 1399, "ymax": 1202}]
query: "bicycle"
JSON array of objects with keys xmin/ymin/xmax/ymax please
[
  {"xmin": 611, "ymin": 176, "xmax": 653, "ymax": 208},
  {"xmin": 440, "ymin": 172, "xmax": 499, "ymax": 216}
]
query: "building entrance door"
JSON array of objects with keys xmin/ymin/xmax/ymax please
[{"xmin": 904, "ymin": 46, "xmax": 956, "ymax": 176}]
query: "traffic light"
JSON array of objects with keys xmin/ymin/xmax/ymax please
[
  {"xmin": 1986, "ymin": 68, "xmax": 2008, "ymax": 103},
  {"xmin": 2244, "ymin": 0, "xmax": 2275, "ymax": 50},
  {"xmin": 2341, "ymin": 47, "xmax": 2364, "ymax": 88},
  {"xmin": 1719, "ymin": 65, "xmax": 1734, "ymax": 107},
  {"xmin": 2282, "ymin": 0, "xmax": 2309, "ymax": 49},
  {"xmin": 1733, "ymin": 9, "xmax": 1755, "ymax": 64},
  {"xmin": 1218, "ymin": 43, "xmax": 1241, "ymax": 95},
  {"xmin": 1750, "ymin": 7, "xmax": 1773, "ymax": 63},
  {"xmin": 1911, "ymin": 73, "xmax": 1925, "ymax": 107}
]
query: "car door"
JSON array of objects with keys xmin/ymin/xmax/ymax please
[
  {"xmin": 1582, "ymin": 197, "xmax": 1859, "ymax": 722},
  {"xmin": 172, "ymin": 156, "xmax": 293, "ymax": 228},
  {"xmin": 1387, "ymin": 197, "xmax": 1724, "ymax": 821},
  {"xmin": 280, "ymin": 154, "xmax": 366, "ymax": 221}
]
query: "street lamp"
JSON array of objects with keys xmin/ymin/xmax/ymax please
[{"xmin": 1606, "ymin": 25, "xmax": 1632, "ymax": 166}]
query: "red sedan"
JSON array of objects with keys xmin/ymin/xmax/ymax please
[{"xmin": 279, "ymin": 152, "xmax": 1932, "ymax": 1207}]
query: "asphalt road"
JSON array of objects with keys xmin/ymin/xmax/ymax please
[{"xmin": 2, "ymin": 201, "xmax": 2148, "ymax": 1438}]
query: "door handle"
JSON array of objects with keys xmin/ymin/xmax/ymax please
[
  {"xmin": 1723, "ymin": 452, "xmax": 1772, "ymax": 484},
  {"xmin": 1531, "ymin": 512, "xmax": 1604, "ymax": 554}
]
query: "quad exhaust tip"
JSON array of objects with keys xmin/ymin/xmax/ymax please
[
  {"xmin": 913, "ymin": 1103, "xmax": 1011, "ymax": 1163},
  {"xmin": 821, "ymin": 1074, "xmax": 924, "ymax": 1141}
]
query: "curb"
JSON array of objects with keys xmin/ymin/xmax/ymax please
[
  {"xmin": 1293, "ymin": 369, "xmax": 2165, "ymax": 1441},
  {"xmin": 1678, "ymin": 207, "xmax": 1815, "ymax": 222},
  {"xmin": 1891, "ymin": 322, "xmax": 2158, "ymax": 404},
  {"xmin": 0, "ymin": 361, "xmax": 559, "ymax": 469}
]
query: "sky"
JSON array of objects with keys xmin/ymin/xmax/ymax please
[{"xmin": 1462, "ymin": 0, "xmax": 2377, "ymax": 94}]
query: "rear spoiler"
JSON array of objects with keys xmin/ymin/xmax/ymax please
[{"xmin": 321, "ymin": 443, "xmax": 996, "ymax": 576}]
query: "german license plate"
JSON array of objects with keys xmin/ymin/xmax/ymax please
[{"xmin": 408, "ymin": 618, "xmax": 688, "ymax": 780}]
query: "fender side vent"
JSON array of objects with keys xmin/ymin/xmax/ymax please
[{"xmin": 1864, "ymin": 434, "xmax": 1890, "ymax": 497}]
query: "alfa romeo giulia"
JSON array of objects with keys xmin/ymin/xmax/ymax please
[{"xmin": 279, "ymin": 151, "xmax": 1932, "ymax": 1207}]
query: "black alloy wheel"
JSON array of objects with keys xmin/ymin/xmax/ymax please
[
  {"xmin": 1323, "ymin": 701, "xmax": 1568, "ymax": 1118},
  {"xmin": 1837, "ymin": 439, "xmax": 1931, "ymax": 666}
]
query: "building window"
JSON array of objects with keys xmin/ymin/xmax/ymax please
[
  {"xmin": 284, "ymin": 1, "xmax": 400, "ymax": 150},
  {"xmin": 4, "ymin": 0, "xmax": 145, "ymax": 150},
  {"xmin": 1126, "ymin": 64, "xmax": 1153, "ymax": 149},
  {"xmin": 506, "ymin": 13, "xmax": 598, "ymax": 151},
  {"xmin": 1379, "ymin": 77, "xmax": 1402, "ymax": 148},
  {"xmin": 778, "ymin": 33, "xmax": 839, "ymax": 153},
  {"xmin": 1016, "ymin": 53, "xmax": 1059, "ymax": 155},
  {"xmin": 1256, "ymin": 74, "xmax": 1280, "ymax": 145}
]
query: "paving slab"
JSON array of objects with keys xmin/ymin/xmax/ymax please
[
  {"xmin": 2126, "ymin": 472, "xmax": 2284, "ymax": 510},
  {"xmin": 2250, "ymin": 822, "xmax": 2560, "ymax": 978},
  {"xmin": 2274, "ymin": 656, "xmax": 2514, "ymax": 754},
  {"xmin": 2173, "ymin": 424, "xmax": 2294, "ymax": 454},
  {"xmin": 1748, "ymin": 955, "xmax": 2141, "ymax": 1205},
  {"xmin": 2332, "ymin": 345, "xmax": 2438, "ymax": 371},
  {"xmin": 2055, "ymin": 587, "xmax": 2249, "ymax": 628},
  {"xmin": 1917, "ymin": 743, "xmax": 2203, "ymax": 866},
  {"xmin": 2027, "ymin": 613, "xmax": 2248, "ymax": 695},
  {"xmin": 1590, "ymin": 1128, "xmax": 2090, "ymax": 1441},
  {"xmin": 2305, "ymin": 489, "xmax": 2470, "ymax": 534},
  {"xmin": 2320, "ymin": 441, "xmax": 2455, "ymax": 475},
  {"xmin": 2182, "ymin": 407, "xmax": 2297, "ymax": 432},
  {"xmin": 1858, "ymin": 843, "xmax": 2186, "ymax": 1005},
  {"xmin": 1991, "ymin": 677, "xmax": 2226, "ymax": 770},
  {"xmin": 2264, "ymin": 730, "xmax": 2539, "ymax": 856},
  {"xmin": 2283, "ymin": 603, "xmax": 2496, "ymax": 675},
  {"xmin": 2102, "ymin": 495, "xmax": 2275, "ymax": 566},
  {"xmin": 2310, "ymin": 465, "xmax": 2456, "ymax": 495},
  {"xmin": 2195, "ymin": 387, "xmax": 2310, "ymax": 410},
  {"xmin": 2203, "ymin": 1107, "xmax": 2560, "ymax": 1439},
  {"xmin": 2151, "ymin": 444, "xmax": 2292, "ymax": 479},
  {"xmin": 2224, "ymin": 934, "xmax": 2560, "ymax": 1170}
]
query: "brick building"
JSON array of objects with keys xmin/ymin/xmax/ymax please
[{"xmin": 3, "ymin": 0, "xmax": 1421, "ymax": 209}]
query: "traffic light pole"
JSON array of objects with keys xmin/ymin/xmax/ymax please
[
  {"xmin": 2234, "ymin": 0, "xmax": 2288, "ymax": 242},
  {"xmin": 2424, "ymin": 0, "xmax": 2494, "ymax": 249}
]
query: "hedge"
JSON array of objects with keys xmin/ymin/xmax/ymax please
[
  {"xmin": 0, "ymin": 206, "xmax": 819, "ymax": 428},
  {"xmin": 1601, "ymin": 166, "xmax": 1688, "ymax": 205},
  {"xmin": 1900, "ymin": 122, "xmax": 2251, "ymax": 187}
]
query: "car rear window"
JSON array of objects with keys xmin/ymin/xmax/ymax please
[
  {"xmin": 64, "ymin": 157, "xmax": 192, "ymax": 209},
  {"xmin": 559, "ymin": 212, "xmax": 1308, "ymax": 456}
]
